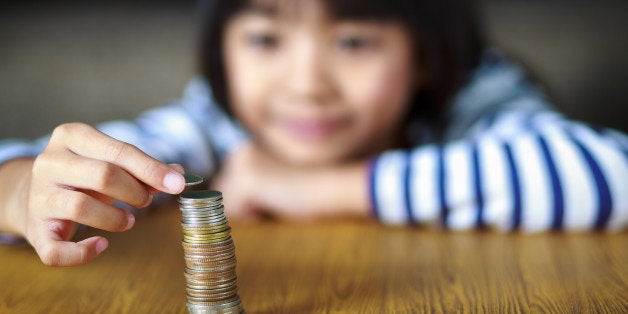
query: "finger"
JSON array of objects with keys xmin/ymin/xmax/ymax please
[
  {"xmin": 81, "ymin": 189, "xmax": 117, "ymax": 205},
  {"xmin": 48, "ymin": 189, "xmax": 135, "ymax": 232},
  {"xmin": 39, "ymin": 152, "xmax": 153, "ymax": 208},
  {"xmin": 148, "ymin": 163, "xmax": 185, "ymax": 195},
  {"xmin": 34, "ymin": 235, "xmax": 108, "ymax": 266},
  {"xmin": 52, "ymin": 123, "xmax": 185, "ymax": 194}
]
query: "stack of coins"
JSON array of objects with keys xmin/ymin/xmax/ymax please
[{"xmin": 179, "ymin": 189, "xmax": 244, "ymax": 314}]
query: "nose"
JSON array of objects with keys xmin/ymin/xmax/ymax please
[{"xmin": 285, "ymin": 36, "xmax": 333, "ymax": 102}]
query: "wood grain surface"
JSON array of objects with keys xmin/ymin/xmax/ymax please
[{"xmin": 1, "ymin": 202, "xmax": 626, "ymax": 313}]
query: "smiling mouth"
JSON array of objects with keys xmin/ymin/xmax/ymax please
[{"xmin": 278, "ymin": 117, "xmax": 348, "ymax": 141}]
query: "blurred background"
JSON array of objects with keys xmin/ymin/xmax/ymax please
[{"xmin": 1, "ymin": 0, "xmax": 627, "ymax": 140}]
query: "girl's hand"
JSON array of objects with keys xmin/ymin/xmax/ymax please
[
  {"xmin": 1, "ymin": 123, "xmax": 185, "ymax": 266},
  {"xmin": 211, "ymin": 143, "xmax": 369, "ymax": 221}
]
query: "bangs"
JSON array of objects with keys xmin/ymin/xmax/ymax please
[
  {"xmin": 232, "ymin": 0, "xmax": 412, "ymax": 22},
  {"xmin": 327, "ymin": 0, "xmax": 417, "ymax": 22}
]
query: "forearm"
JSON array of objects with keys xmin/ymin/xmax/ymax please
[
  {"xmin": 289, "ymin": 161, "xmax": 371, "ymax": 219},
  {"xmin": 0, "ymin": 158, "xmax": 33, "ymax": 236},
  {"xmin": 370, "ymin": 112, "xmax": 628, "ymax": 231},
  {"xmin": 214, "ymin": 143, "xmax": 373, "ymax": 221}
]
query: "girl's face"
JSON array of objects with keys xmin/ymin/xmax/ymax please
[{"xmin": 224, "ymin": 0, "xmax": 416, "ymax": 166}]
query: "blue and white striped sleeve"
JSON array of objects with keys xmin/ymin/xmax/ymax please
[
  {"xmin": 96, "ymin": 103, "xmax": 217, "ymax": 177},
  {"xmin": 0, "ymin": 102, "xmax": 215, "ymax": 177},
  {"xmin": 98, "ymin": 79, "xmax": 246, "ymax": 176},
  {"xmin": 369, "ymin": 111, "xmax": 628, "ymax": 232},
  {"xmin": 0, "ymin": 139, "xmax": 47, "ymax": 166},
  {"xmin": 0, "ymin": 79, "xmax": 245, "ymax": 178}
]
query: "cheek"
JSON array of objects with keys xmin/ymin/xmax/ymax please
[
  {"xmin": 225, "ymin": 48, "xmax": 270, "ymax": 130},
  {"xmin": 342, "ymin": 59, "xmax": 413, "ymax": 127},
  {"xmin": 226, "ymin": 51, "xmax": 256, "ymax": 110}
]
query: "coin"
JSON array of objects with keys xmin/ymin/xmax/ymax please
[
  {"xmin": 184, "ymin": 173, "xmax": 204, "ymax": 186},
  {"xmin": 179, "ymin": 189, "xmax": 244, "ymax": 313},
  {"xmin": 180, "ymin": 190, "xmax": 222, "ymax": 201}
]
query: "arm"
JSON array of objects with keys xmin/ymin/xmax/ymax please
[
  {"xmin": 371, "ymin": 110, "xmax": 627, "ymax": 231},
  {"xmin": 212, "ymin": 143, "xmax": 370, "ymax": 221},
  {"xmin": 214, "ymin": 111, "xmax": 627, "ymax": 232},
  {"xmin": 0, "ymin": 78, "xmax": 246, "ymax": 265},
  {"xmin": 93, "ymin": 78, "xmax": 243, "ymax": 176},
  {"xmin": 0, "ymin": 124, "xmax": 186, "ymax": 266},
  {"xmin": 0, "ymin": 78, "xmax": 232, "ymax": 264},
  {"xmin": 0, "ymin": 158, "xmax": 33, "ymax": 236}
]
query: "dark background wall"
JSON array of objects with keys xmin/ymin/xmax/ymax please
[{"xmin": 1, "ymin": 0, "xmax": 627, "ymax": 140}]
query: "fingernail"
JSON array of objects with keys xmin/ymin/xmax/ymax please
[
  {"xmin": 95, "ymin": 238, "xmax": 108, "ymax": 255},
  {"xmin": 126, "ymin": 213, "xmax": 135, "ymax": 230},
  {"xmin": 146, "ymin": 194, "xmax": 154, "ymax": 206},
  {"xmin": 142, "ymin": 194, "xmax": 154, "ymax": 208},
  {"xmin": 163, "ymin": 172, "xmax": 185, "ymax": 193}
]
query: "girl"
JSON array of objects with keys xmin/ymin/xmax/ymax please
[{"xmin": 0, "ymin": 0, "xmax": 626, "ymax": 266}]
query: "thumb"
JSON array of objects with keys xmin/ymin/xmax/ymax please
[{"xmin": 34, "ymin": 235, "xmax": 108, "ymax": 266}]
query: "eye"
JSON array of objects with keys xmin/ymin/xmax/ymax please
[
  {"xmin": 247, "ymin": 33, "xmax": 279, "ymax": 49},
  {"xmin": 336, "ymin": 35, "xmax": 374, "ymax": 51}
]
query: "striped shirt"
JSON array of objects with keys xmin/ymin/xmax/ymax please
[{"xmin": 1, "ymin": 51, "xmax": 626, "ymax": 232}]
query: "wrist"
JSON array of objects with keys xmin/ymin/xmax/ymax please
[
  {"xmin": 0, "ymin": 158, "xmax": 34, "ymax": 236},
  {"xmin": 307, "ymin": 161, "xmax": 370, "ymax": 219}
]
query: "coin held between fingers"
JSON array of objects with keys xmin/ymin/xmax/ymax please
[{"xmin": 184, "ymin": 173, "xmax": 204, "ymax": 186}]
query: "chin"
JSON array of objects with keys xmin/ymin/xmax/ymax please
[{"xmin": 261, "ymin": 134, "xmax": 369, "ymax": 166}]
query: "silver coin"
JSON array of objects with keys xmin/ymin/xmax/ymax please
[
  {"xmin": 184, "ymin": 173, "xmax": 204, "ymax": 186},
  {"xmin": 180, "ymin": 190, "xmax": 222, "ymax": 202},
  {"xmin": 180, "ymin": 190, "xmax": 244, "ymax": 314}
]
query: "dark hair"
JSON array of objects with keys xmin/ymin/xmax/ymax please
[{"xmin": 198, "ymin": 0, "xmax": 485, "ymax": 143}]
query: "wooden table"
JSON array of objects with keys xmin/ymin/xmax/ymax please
[{"xmin": 1, "ymin": 202, "xmax": 626, "ymax": 313}]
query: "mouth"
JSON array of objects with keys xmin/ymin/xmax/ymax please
[{"xmin": 276, "ymin": 116, "xmax": 348, "ymax": 141}]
